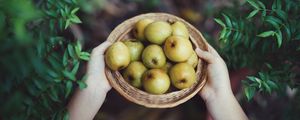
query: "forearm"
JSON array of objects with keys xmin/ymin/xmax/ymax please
[
  {"xmin": 68, "ymin": 76, "xmax": 109, "ymax": 120},
  {"xmin": 204, "ymin": 90, "xmax": 248, "ymax": 120}
]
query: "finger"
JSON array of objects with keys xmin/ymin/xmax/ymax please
[
  {"xmin": 195, "ymin": 48, "xmax": 215, "ymax": 64},
  {"xmin": 93, "ymin": 41, "xmax": 113, "ymax": 55},
  {"xmin": 206, "ymin": 43, "xmax": 221, "ymax": 57}
]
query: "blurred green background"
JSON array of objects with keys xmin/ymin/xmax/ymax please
[{"xmin": 0, "ymin": 0, "xmax": 299, "ymax": 120}]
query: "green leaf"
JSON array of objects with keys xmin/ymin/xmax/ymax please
[
  {"xmin": 63, "ymin": 70, "xmax": 76, "ymax": 81},
  {"xmin": 65, "ymin": 19, "xmax": 71, "ymax": 29},
  {"xmin": 75, "ymin": 41, "xmax": 82, "ymax": 56},
  {"xmin": 33, "ymin": 79, "xmax": 43, "ymax": 90},
  {"xmin": 265, "ymin": 16, "xmax": 282, "ymax": 29},
  {"xmin": 54, "ymin": 78, "xmax": 62, "ymax": 83},
  {"xmin": 70, "ymin": 15, "xmax": 82, "ymax": 23},
  {"xmin": 71, "ymin": 61, "xmax": 80, "ymax": 75},
  {"xmin": 49, "ymin": 87, "xmax": 60, "ymax": 102},
  {"xmin": 79, "ymin": 52, "xmax": 90, "ymax": 61},
  {"xmin": 68, "ymin": 44, "xmax": 76, "ymax": 58},
  {"xmin": 246, "ymin": 0, "xmax": 259, "ymax": 9},
  {"xmin": 244, "ymin": 86, "xmax": 255, "ymax": 101},
  {"xmin": 47, "ymin": 68, "xmax": 59, "ymax": 78},
  {"xmin": 71, "ymin": 0, "xmax": 78, "ymax": 4},
  {"xmin": 48, "ymin": 55, "xmax": 62, "ymax": 70},
  {"xmin": 255, "ymin": 78, "xmax": 262, "ymax": 88},
  {"xmin": 275, "ymin": 10, "xmax": 288, "ymax": 21},
  {"xmin": 257, "ymin": 1, "xmax": 266, "ymax": 16},
  {"xmin": 247, "ymin": 10, "xmax": 259, "ymax": 19},
  {"xmin": 233, "ymin": 31, "xmax": 242, "ymax": 42},
  {"xmin": 295, "ymin": 33, "xmax": 300, "ymax": 40},
  {"xmin": 262, "ymin": 81, "xmax": 271, "ymax": 93},
  {"xmin": 219, "ymin": 28, "xmax": 227, "ymax": 40},
  {"xmin": 63, "ymin": 111, "xmax": 70, "ymax": 120},
  {"xmin": 45, "ymin": 10, "xmax": 57, "ymax": 17},
  {"xmin": 64, "ymin": 6, "xmax": 70, "ymax": 14},
  {"xmin": 77, "ymin": 81, "xmax": 87, "ymax": 89},
  {"xmin": 275, "ymin": 31, "xmax": 283, "ymax": 47},
  {"xmin": 247, "ymin": 76, "xmax": 254, "ymax": 82},
  {"xmin": 267, "ymin": 80, "xmax": 278, "ymax": 89},
  {"xmin": 60, "ymin": 9, "xmax": 67, "ymax": 18},
  {"xmin": 214, "ymin": 18, "xmax": 225, "ymax": 27},
  {"xmin": 222, "ymin": 14, "xmax": 232, "ymax": 27},
  {"xmin": 71, "ymin": 7, "xmax": 80, "ymax": 14},
  {"xmin": 65, "ymin": 81, "xmax": 73, "ymax": 98},
  {"xmin": 59, "ymin": 18, "xmax": 64, "ymax": 30},
  {"xmin": 257, "ymin": 31, "xmax": 275, "ymax": 37},
  {"xmin": 79, "ymin": 55, "xmax": 90, "ymax": 61},
  {"xmin": 272, "ymin": 0, "xmax": 282, "ymax": 10},
  {"xmin": 258, "ymin": 72, "xmax": 265, "ymax": 80},
  {"xmin": 80, "ymin": 51, "xmax": 90, "ymax": 56},
  {"xmin": 265, "ymin": 63, "xmax": 272, "ymax": 69},
  {"xmin": 283, "ymin": 24, "xmax": 291, "ymax": 41},
  {"xmin": 63, "ymin": 50, "xmax": 68, "ymax": 67}
]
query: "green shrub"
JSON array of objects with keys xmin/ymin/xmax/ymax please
[
  {"xmin": 214, "ymin": 0, "xmax": 300, "ymax": 100},
  {"xmin": 0, "ymin": 0, "xmax": 89, "ymax": 119}
]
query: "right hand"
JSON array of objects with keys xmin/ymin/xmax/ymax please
[{"xmin": 195, "ymin": 44, "xmax": 233, "ymax": 102}]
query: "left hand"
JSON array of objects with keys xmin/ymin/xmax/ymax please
[
  {"xmin": 86, "ymin": 41, "xmax": 112, "ymax": 92},
  {"xmin": 68, "ymin": 41, "xmax": 112, "ymax": 120}
]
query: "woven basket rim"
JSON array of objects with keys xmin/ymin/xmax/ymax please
[{"xmin": 105, "ymin": 12, "xmax": 208, "ymax": 108}]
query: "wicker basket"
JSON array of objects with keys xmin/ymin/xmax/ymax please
[{"xmin": 105, "ymin": 13, "xmax": 208, "ymax": 108}]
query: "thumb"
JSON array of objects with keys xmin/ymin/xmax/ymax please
[
  {"xmin": 92, "ymin": 41, "xmax": 113, "ymax": 55},
  {"xmin": 195, "ymin": 48, "xmax": 215, "ymax": 64}
]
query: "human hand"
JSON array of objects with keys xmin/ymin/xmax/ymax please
[
  {"xmin": 195, "ymin": 44, "xmax": 232, "ymax": 102},
  {"xmin": 86, "ymin": 41, "xmax": 112, "ymax": 92},
  {"xmin": 68, "ymin": 41, "xmax": 112, "ymax": 120},
  {"xmin": 195, "ymin": 43, "xmax": 248, "ymax": 120}
]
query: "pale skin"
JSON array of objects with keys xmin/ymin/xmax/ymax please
[{"xmin": 67, "ymin": 41, "xmax": 248, "ymax": 120}]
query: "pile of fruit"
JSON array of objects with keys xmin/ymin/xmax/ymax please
[{"xmin": 105, "ymin": 19, "xmax": 199, "ymax": 95}]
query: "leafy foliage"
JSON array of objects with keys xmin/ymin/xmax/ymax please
[
  {"xmin": 214, "ymin": 0, "xmax": 300, "ymax": 100},
  {"xmin": 0, "ymin": 0, "xmax": 90, "ymax": 119}
]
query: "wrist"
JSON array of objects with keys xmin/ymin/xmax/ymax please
[
  {"xmin": 86, "ymin": 75, "xmax": 111, "ymax": 93},
  {"xmin": 200, "ymin": 86, "xmax": 234, "ymax": 103},
  {"xmin": 203, "ymin": 88, "xmax": 235, "ymax": 106}
]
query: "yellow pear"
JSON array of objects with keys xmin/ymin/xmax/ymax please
[
  {"xmin": 133, "ymin": 19, "xmax": 154, "ymax": 41},
  {"xmin": 144, "ymin": 21, "xmax": 172, "ymax": 45},
  {"xmin": 122, "ymin": 61, "xmax": 147, "ymax": 88},
  {"xmin": 123, "ymin": 40, "xmax": 144, "ymax": 61},
  {"xmin": 142, "ymin": 45, "xmax": 166, "ymax": 68},
  {"xmin": 160, "ymin": 62, "xmax": 173, "ymax": 73},
  {"xmin": 169, "ymin": 63, "xmax": 196, "ymax": 89},
  {"xmin": 171, "ymin": 21, "xmax": 189, "ymax": 39},
  {"xmin": 185, "ymin": 51, "xmax": 198, "ymax": 68},
  {"xmin": 164, "ymin": 36, "xmax": 193, "ymax": 62},
  {"xmin": 105, "ymin": 42, "xmax": 130, "ymax": 70},
  {"xmin": 142, "ymin": 69, "xmax": 170, "ymax": 94}
]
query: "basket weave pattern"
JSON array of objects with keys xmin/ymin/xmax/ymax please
[{"xmin": 105, "ymin": 13, "xmax": 208, "ymax": 108}]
